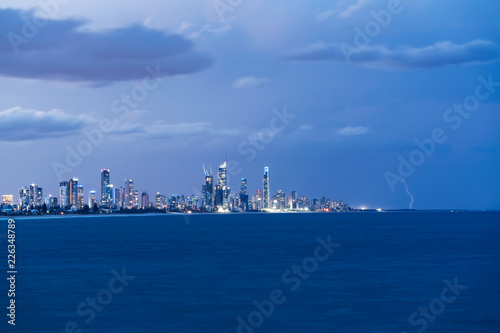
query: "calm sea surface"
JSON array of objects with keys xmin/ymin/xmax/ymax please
[{"xmin": 2, "ymin": 212, "xmax": 499, "ymax": 332}]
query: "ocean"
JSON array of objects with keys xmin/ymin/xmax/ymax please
[{"xmin": 1, "ymin": 212, "xmax": 499, "ymax": 332}]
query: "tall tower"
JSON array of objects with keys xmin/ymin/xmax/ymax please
[
  {"xmin": 240, "ymin": 178, "xmax": 247, "ymax": 195},
  {"xmin": 77, "ymin": 184, "xmax": 84, "ymax": 210},
  {"xmin": 89, "ymin": 191, "xmax": 96, "ymax": 208},
  {"xmin": 141, "ymin": 192, "xmax": 149, "ymax": 209},
  {"xmin": 218, "ymin": 161, "xmax": 227, "ymax": 188},
  {"xmin": 125, "ymin": 179, "xmax": 134, "ymax": 209},
  {"xmin": 101, "ymin": 169, "xmax": 110, "ymax": 207},
  {"xmin": 263, "ymin": 167, "xmax": 270, "ymax": 209},
  {"xmin": 291, "ymin": 190, "xmax": 297, "ymax": 209},
  {"xmin": 36, "ymin": 187, "xmax": 43, "ymax": 206},
  {"xmin": 29, "ymin": 184, "xmax": 37, "ymax": 207},
  {"xmin": 202, "ymin": 165, "xmax": 214, "ymax": 210},
  {"xmin": 69, "ymin": 178, "xmax": 78, "ymax": 209},
  {"xmin": 59, "ymin": 182, "xmax": 69, "ymax": 209},
  {"xmin": 19, "ymin": 187, "xmax": 29, "ymax": 208},
  {"xmin": 240, "ymin": 178, "xmax": 248, "ymax": 211},
  {"xmin": 218, "ymin": 160, "xmax": 230, "ymax": 211}
]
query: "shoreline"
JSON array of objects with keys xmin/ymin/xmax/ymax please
[{"xmin": 1, "ymin": 210, "xmax": 498, "ymax": 220}]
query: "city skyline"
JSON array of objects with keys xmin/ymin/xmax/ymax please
[
  {"xmin": 2, "ymin": 162, "xmax": 353, "ymax": 213},
  {"xmin": 0, "ymin": 1, "xmax": 498, "ymax": 210}
]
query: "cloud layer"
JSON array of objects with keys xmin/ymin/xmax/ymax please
[
  {"xmin": 337, "ymin": 126, "xmax": 370, "ymax": 136},
  {"xmin": 284, "ymin": 40, "xmax": 500, "ymax": 69},
  {"xmin": 0, "ymin": 106, "xmax": 243, "ymax": 142},
  {"xmin": 233, "ymin": 76, "xmax": 270, "ymax": 89},
  {"xmin": 0, "ymin": 8, "xmax": 213, "ymax": 83},
  {"xmin": 134, "ymin": 121, "xmax": 243, "ymax": 138},
  {"xmin": 0, "ymin": 107, "xmax": 91, "ymax": 141}
]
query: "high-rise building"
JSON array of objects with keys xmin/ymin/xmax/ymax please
[
  {"xmin": 276, "ymin": 190, "xmax": 286, "ymax": 210},
  {"xmin": 101, "ymin": 169, "xmax": 111, "ymax": 207},
  {"xmin": 89, "ymin": 191, "xmax": 96, "ymax": 208},
  {"xmin": 133, "ymin": 190, "xmax": 139, "ymax": 209},
  {"xmin": 141, "ymin": 192, "xmax": 149, "ymax": 208},
  {"xmin": 169, "ymin": 194, "xmax": 182, "ymax": 212},
  {"xmin": 239, "ymin": 178, "xmax": 249, "ymax": 211},
  {"xmin": 255, "ymin": 189, "xmax": 263, "ymax": 211},
  {"xmin": 263, "ymin": 167, "xmax": 270, "ymax": 209},
  {"xmin": 291, "ymin": 190, "xmax": 297, "ymax": 209},
  {"xmin": 217, "ymin": 160, "xmax": 230, "ymax": 211},
  {"xmin": 201, "ymin": 165, "xmax": 214, "ymax": 211},
  {"xmin": 44, "ymin": 195, "xmax": 52, "ymax": 207},
  {"xmin": 19, "ymin": 187, "xmax": 29, "ymax": 208},
  {"xmin": 59, "ymin": 181, "xmax": 69, "ymax": 209},
  {"xmin": 218, "ymin": 161, "xmax": 227, "ymax": 188},
  {"xmin": 190, "ymin": 195, "xmax": 198, "ymax": 210},
  {"xmin": 36, "ymin": 187, "xmax": 43, "ymax": 206},
  {"xmin": 77, "ymin": 184, "xmax": 84, "ymax": 210},
  {"xmin": 29, "ymin": 184, "xmax": 37, "ymax": 207},
  {"xmin": 117, "ymin": 187, "xmax": 125, "ymax": 208},
  {"xmin": 50, "ymin": 197, "xmax": 58, "ymax": 209},
  {"xmin": 113, "ymin": 187, "xmax": 120, "ymax": 208},
  {"xmin": 125, "ymin": 179, "xmax": 134, "ymax": 209},
  {"xmin": 69, "ymin": 178, "xmax": 78, "ymax": 209},
  {"xmin": 106, "ymin": 184, "xmax": 115, "ymax": 207},
  {"xmin": 155, "ymin": 193, "xmax": 166, "ymax": 210}
]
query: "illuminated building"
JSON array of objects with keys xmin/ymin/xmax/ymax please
[
  {"xmin": 69, "ymin": 178, "xmax": 79, "ymax": 209},
  {"xmin": 59, "ymin": 181, "xmax": 69, "ymax": 209},
  {"xmin": 101, "ymin": 169, "xmax": 111, "ymax": 207},
  {"xmin": 263, "ymin": 167, "xmax": 270, "ymax": 209}
]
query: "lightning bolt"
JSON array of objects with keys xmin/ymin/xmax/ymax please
[{"xmin": 403, "ymin": 180, "xmax": 414, "ymax": 209}]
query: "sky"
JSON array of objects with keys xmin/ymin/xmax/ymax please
[{"xmin": 0, "ymin": 0, "xmax": 499, "ymax": 210}]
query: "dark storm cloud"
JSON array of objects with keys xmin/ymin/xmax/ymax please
[
  {"xmin": 0, "ymin": 8, "xmax": 213, "ymax": 83},
  {"xmin": 0, "ymin": 107, "xmax": 91, "ymax": 141},
  {"xmin": 283, "ymin": 40, "xmax": 500, "ymax": 69}
]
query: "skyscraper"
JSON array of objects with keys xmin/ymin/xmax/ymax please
[
  {"xmin": 125, "ymin": 179, "xmax": 134, "ymax": 209},
  {"xmin": 59, "ymin": 181, "xmax": 69, "ymax": 209},
  {"xmin": 101, "ymin": 169, "xmax": 111, "ymax": 207},
  {"xmin": 276, "ymin": 190, "xmax": 285, "ymax": 210},
  {"xmin": 69, "ymin": 178, "xmax": 78, "ymax": 209},
  {"xmin": 218, "ymin": 161, "xmax": 227, "ymax": 188},
  {"xmin": 117, "ymin": 187, "xmax": 125, "ymax": 208},
  {"xmin": 89, "ymin": 191, "xmax": 96, "ymax": 208},
  {"xmin": 155, "ymin": 193, "xmax": 166, "ymax": 210},
  {"xmin": 106, "ymin": 184, "xmax": 115, "ymax": 208},
  {"xmin": 29, "ymin": 184, "xmax": 37, "ymax": 207},
  {"xmin": 133, "ymin": 190, "xmax": 139, "ymax": 209},
  {"xmin": 263, "ymin": 167, "xmax": 270, "ymax": 209},
  {"xmin": 77, "ymin": 184, "xmax": 84, "ymax": 210},
  {"xmin": 50, "ymin": 197, "xmax": 58, "ymax": 209},
  {"xmin": 240, "ymin": 178, "xmax": 249, "ymax": 211},
  {"xmin": 291, "ymin": 190, "xmax": 297, "ymax": 209},
  {"xmin": 217, "ymin": 160, "xmax": 230, "ymax": 211},
  {"xmin": 36, "ymin": 187, "xmax": 43, "ymax": 206},
  {"xmin": 141, "ymin": 192, "xmax": 149, "ymax": 208},
  {"xmin": 19, "ymin": 187, "xmax": 29, "ymax": 209},
  {"xmin": 201, "ymin": 165, "xmax": 214, "ymax": 211}
]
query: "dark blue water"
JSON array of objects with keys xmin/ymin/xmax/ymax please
[{"xmin": 1, "ymin": 212, "xmax": 499, "ymax": 332}]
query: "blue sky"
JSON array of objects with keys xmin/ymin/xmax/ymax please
[{"xmin": 0, "ymin": 0, "xmax": 499, "ymax": 209}]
